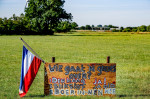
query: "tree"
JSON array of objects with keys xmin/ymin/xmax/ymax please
[
  {"xmin": 71, "ymin": 22, "xmax": 78, "ymax": 29},
  {"xmin": 139, "ymin": 25, "xmax": 147, "ymax": 32},
  {"xmin": 112, "ymin": 29, "xmax": 117, "ymax": 32},
  {"xmin": 120, "ymin": 27, "xmax": 124, "ymax": 32},
  {"xmin": 85, "ymin": 25, "xmax": 91, "ymax": 30},
  {"xmin": 2, "ymin": 17, "xmax": 8, "ymax": 33},
  {"xmin": 25, "ymin": 0, "xmax": 72, "ymax": 35},
  {"xmin": 108, "ymin": 25, "xmax": 112, "ymax": 28},
  {"xmin": 92, "ymin": 25, "xmax": 94, "ymax": 28},
  {"xmin": 107, "ymin": 24, "xmax": 118, "ymax": 28},
  {"xmin": 7, "ymin": 19, "xmax": 13, "ymax": 32},
  {"xmin": 55, "ymin": 21, "xmax": 72, "ymax": 32},
  {"xmin": 103, "ymin": 25, "xmax": 110, "ymax": 30},
  {"xmin": 97, "ymin": 25, "xmax": 102, "ymax": 27},
  {"xmin": 97, "ymin": 24, "xmax": 102, "ymax": 30},
  {"xmin": 147, "ymin": 25, "xmax": 150, "ymax": 32},
  {"xmin": 123, "ymin": 27, "xmax": 132, "ymax": 32},
  {"xmin": 0, "ymin": 18, "xmax": 4, "ymax": 33},
  {"xmin": 132, "ymin": 27, "xmax": 138, "ymax": 32},
  {"xmin": 80, "ymin": 26, "xmax": 85, "ymax": 30}
]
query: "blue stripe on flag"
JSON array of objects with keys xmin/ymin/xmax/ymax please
[{"xmin": 19, "ymin": 46, "xmax": 28, "ymax": 90}]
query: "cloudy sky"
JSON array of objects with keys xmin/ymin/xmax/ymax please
[{"xmin": 0, "ymin": 0, "xmax": 150, "ymax": 27}]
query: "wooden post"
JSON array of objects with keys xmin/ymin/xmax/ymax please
[
  {"xmin": 52, "ymin": 57, "xmax": 55, "ymax": 63},
  {"xmin": 107, "ymin": 56, "xmax": 110, "ymax": 63}
]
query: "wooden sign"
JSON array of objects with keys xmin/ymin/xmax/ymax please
[{"xmin": 44, "ymin": 63, "xmax": 116, "ymax": 96}]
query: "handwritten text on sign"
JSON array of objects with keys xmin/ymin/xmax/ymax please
[{"xmin": 44, "ymin": 63, "xmax": 116, "ymax": 96}]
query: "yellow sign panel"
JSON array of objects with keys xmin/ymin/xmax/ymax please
[{"xmin": 44, "ymin": 63, "xmax": 116, "ymax": 96}]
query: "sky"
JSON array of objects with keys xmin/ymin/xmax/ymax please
[{"xmin": 0, "ymin": 0, "xmax": 150, "ymax": 27}]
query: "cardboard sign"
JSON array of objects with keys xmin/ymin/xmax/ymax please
[{"xmin": 44, "ymin": 63, "xmax": 116, "ymax": 96}]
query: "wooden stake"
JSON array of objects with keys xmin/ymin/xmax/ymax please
[
  {"xmin": 52, "ymin": 57, "xmax": 55, "ymax": 63},
  {"xmin": 107, "ymin": 56, "xmax": 110, "ymax": 63}
]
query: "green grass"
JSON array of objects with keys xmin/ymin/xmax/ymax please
[{"xmin": 0, "ymin": 32, "xmax": 150, "ymax": 98}]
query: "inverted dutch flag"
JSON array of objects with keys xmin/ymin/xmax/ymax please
[{"xmin": 19, "ymin": 45, "xmax": 41, "ymax": 97}]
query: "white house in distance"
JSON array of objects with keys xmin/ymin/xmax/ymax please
[
  {"xmin": 110, "ymin": 28, "xmax": 120, "ymax": 31},
  {"xmin": 76, "ymin": 25, "xmax": 120, "ymax": 32}
]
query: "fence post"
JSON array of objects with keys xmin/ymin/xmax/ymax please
[
  {"xmin": 107, "ymin": 56, "xmax": 110, "ymax": 63},
  {"xmin": 52, "ymin": 57, "xmax": 55, "ymax": 63}
]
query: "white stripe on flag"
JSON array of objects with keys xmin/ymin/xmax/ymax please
[{"xmin": 23, "ymin": 51, "xmax": 34, "ymax": 77}]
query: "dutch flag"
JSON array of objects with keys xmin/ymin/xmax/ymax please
[{"xmin": 19, "ymin": 45, "xmax": 41, "ymax": 97}]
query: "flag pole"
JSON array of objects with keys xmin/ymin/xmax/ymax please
[{"xmin": 20, "ymin": 37, "xmax": 45, "ymax": 63}]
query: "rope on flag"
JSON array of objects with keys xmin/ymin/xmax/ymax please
[{"xmin": 20, "ymin": 37, "xmax": 45, "ymax": 63}]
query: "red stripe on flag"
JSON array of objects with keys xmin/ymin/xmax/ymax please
[{"xmin": 19, "ymin": 56, "xmax": 41, "ymax": 97}]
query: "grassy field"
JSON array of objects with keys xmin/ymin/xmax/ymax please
[{"xmin": 0, "ymin": 32, "xmax": 150, "ymax": 98}]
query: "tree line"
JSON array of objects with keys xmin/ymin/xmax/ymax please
[
  {"xmin": 77, "ymin": 24, "xmax": 150, "ymax": 32},
  {"xmin": 0, "ymin": 0, "xmax": 78, "ymax": 35},
  {"xmin": 120, "ymin": 25, "xmax": 150, "ymax": 32},
  {"xmin": 0, "ymin": 0, "xmax": 149, "ymax": 35},
  {"xmin": 0, "ymin": 14, "xmax": 78, "ymax": 35}
]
